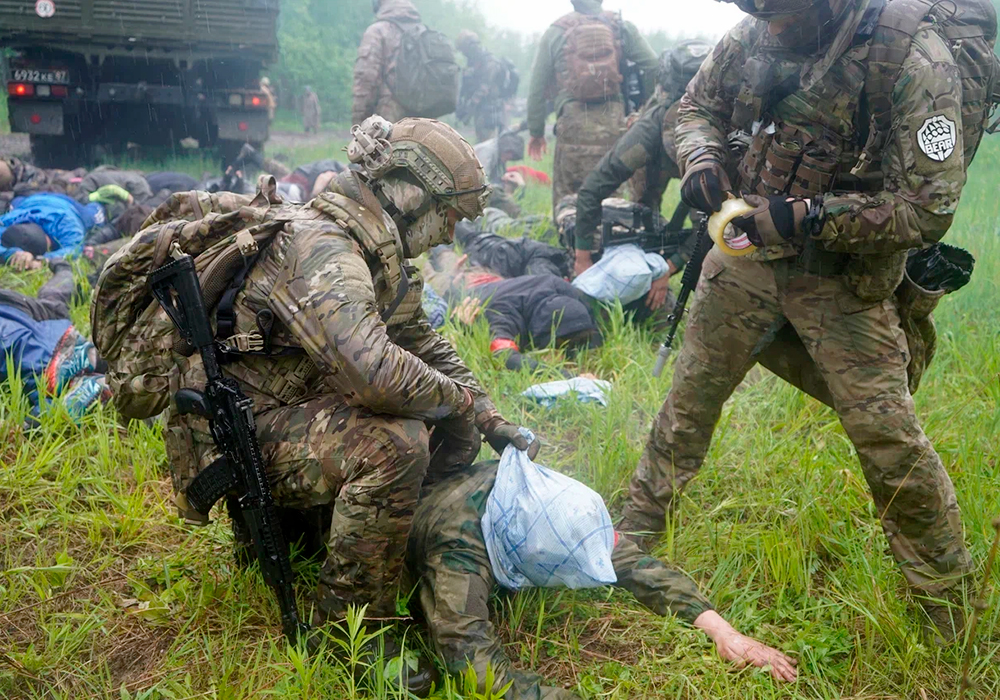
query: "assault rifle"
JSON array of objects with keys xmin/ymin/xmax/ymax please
[
  {"xmin": 652, "ymin": 218, "xmax": 713, "ymax": 378},
  {"xmin": 600, "ymin": 200, "xmax": 693, "ymax": 257},
  {"xmin": 149, "ymin": 251, "xmax": 308, "ymax": 643}
]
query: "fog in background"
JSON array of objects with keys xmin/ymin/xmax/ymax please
[{"xmin": 475, "ymin": 0, "xmax": 747, "ymax": 39}]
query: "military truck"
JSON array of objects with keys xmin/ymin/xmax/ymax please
[{"xmin": 1, "ymin": 0, "xmax": 279, "ymax": 167}]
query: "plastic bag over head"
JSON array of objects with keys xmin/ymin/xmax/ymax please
[{"xmin": 482, "ymin": 429, "xmax": 617, "ymax": 590}]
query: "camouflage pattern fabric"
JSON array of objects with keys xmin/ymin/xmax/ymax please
[
  {"xmin": 0, "ymin": 157, "xmax": 82, "ymax": 213},
  {"xmin": 256, "ymin": 395, "xmax": 432, "ymax": 620},
  {"xmin": 157, "ymin": 176, "xmax": 502, "ymax": 619},
  {"xmin": 407, "ymin": 462, "xmax": 712, "ymax": 700},
  {"xmin": 573, "ymin": 97, "xmax": 682, "ymax": 253},
  {"xmin": 676, "ymin": 12, "xmax": 966, "ymax": 282},
  {"xmin": 526, "ymin": 0, "xmax": 657, "ymax": 140},
  {"xmin": 552, "ymin": 100, "xmax": 625, "ymax": 212},
  {"xmin": 459, "ymin": 49, "xmax": 508, "ymax": 141},
  {"xmin": 624, "ymin": 2, "xmax": 975, "ymax": 601},
  {"xmin": 622, "ymin": 249, "xmax": 972, "ymax": 599},
  {"xmin": 352, "ymin": 0, "xmax": 422, "ymax": 125}
]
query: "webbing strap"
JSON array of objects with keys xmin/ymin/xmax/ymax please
[{"xmin": 855, "ymin": 0, "xmax": 932, "ymax": 173}]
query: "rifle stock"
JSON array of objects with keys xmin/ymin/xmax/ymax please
[{"xmin": 149, "ymin": 253, "xmax": 308, "ymax": 642}]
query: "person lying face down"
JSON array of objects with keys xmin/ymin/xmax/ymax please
[
  {"xmin": 424, "ymin": 248, "xmax": 601, "ymax": 373},
  {"xmin": 404, "ymin": 461, "xmax": 798, "ymax": 699},
  {"xmin": 0, "ymin": 193, "xmax": 103, "ymax": 270}
]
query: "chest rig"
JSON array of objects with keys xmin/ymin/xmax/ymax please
[{"xmin": 731, "ymin": 7, "xmax": 884, "ymax": 199}]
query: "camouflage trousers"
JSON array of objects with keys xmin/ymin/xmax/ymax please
[
  {"xmin": 409, "ymin": 467, "xmax": 711, "ymax": 699},
  {"xmin": 255, "ymin": 394, "xmax": 431, "ymax": 621},
  {"xmin": 622, "ymin": 250, "xmax": 972, "ymax": 598},
  {"xmin": 474, "ymin": 102, "xmax": 506, "ymax": 142},
  {"xmin": 552, "ymin": 100, "xmax": 624, "ymax": 213}
]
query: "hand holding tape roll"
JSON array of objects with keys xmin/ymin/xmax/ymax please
[{"xmin": 708, "ymin": 197, "xmax": 758, "ymax": 257}]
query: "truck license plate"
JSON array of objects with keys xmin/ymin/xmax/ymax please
[{"xmin": 12, "ymin": 68, "xmax": 70, "ymax": 85}]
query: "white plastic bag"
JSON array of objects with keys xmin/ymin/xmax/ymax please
[
  {"xmin": 482, "ymin": 429, "xmax": 617, "ymax": 590},
  {"xmin": 571, "ymin": 244, "xmax": 668, "ymax": 305}
]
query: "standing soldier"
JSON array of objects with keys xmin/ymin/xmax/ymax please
[
  {"xmin": 526, "ymin": 0, "xmax": 658, "ymax": 211},
  {"xmin": 301, "ymin": 86, "xmax": 321, "ymax": 134},
  {"xmin": 570, "ymin": 41, "xmax": 713, "ymax": 277},
  {"xmin": 621, "ymin": 0, "xmax": 995, "ymax": 642},
  {"xmin": 455, "ymin": 30, "xmax": 511, "ymax": 141},
  {"xmin": 259, "ymin": 77, "xmax": 276, "ymax": 123},
  {"xmin": 352, "ymin": 0, "xmax": 423, "ymax": 125}
]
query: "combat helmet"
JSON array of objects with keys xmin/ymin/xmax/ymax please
[
  {"xmin": 455, "ymin": 29, "xmax": 482, "ymax": 55},
  {"xmin": 730, "ymin": 0, "xmax": 854, "ymax": 49}
]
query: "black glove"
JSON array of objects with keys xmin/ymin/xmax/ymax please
[
  {"xmin": 679, "ymin": 156, "xmax": 732, "ymax": 213},
  {"xmin": 477, "ymin": 408, "xmax": 540, "ymax": 460},
  {"xmin": 503, "ymin": 350, "xmax": 540, "ymax": 373},
  {"xmin": 732, "ymin": 194, "xmax": 824, "ymax": 248}
]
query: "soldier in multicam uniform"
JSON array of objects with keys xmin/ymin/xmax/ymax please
[
  {"xmin": 405, "ymin": 462, "xmax": 798, "ymax": 699},
  {"xmin": 526, "ymin": 0, "xmax": 658, "ymax": 211},
  {"xmin": 455, "ymin": 30, "xmax": 508, "ymax": 142},
  {"xmin": 352, "ymin": 0, "xmax": 423, "ymax": 125},
  {"xmin": 571, "ymin": 41, "xmax": 713, "ymax": 278},
  {"xmin": 620, "ymin": 0, "xmax": 976, "ymax": 640},
  {"xmin": 163, "ymin": 117, "xmax": 536, "ymax": 694}
]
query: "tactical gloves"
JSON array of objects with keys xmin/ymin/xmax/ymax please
[
  {"xmin": 732, "ymin": 194, "xmax": 824, "ymax": 248},
  {"xmin": 476, "ymin": 398, "xmax": 540, "ymax": 459},
  {"xmin": 680, "ymin": 154, "xmax": 732, "ymax": 213}
]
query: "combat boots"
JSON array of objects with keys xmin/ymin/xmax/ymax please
[{"xmin": 919, "ymin": 598, "xmax": 966, "ymax": 645}]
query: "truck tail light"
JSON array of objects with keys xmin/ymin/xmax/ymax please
[
  {"xmin": 36, "ymin": 85, "xmax": 51, "ymax": 97},
  {"xmin": 51, "ymin": 85, "xmax": 68, "ymax": 97},
  {"xmin": 228, "ymin": 93, "xmax": 243, "ymax": 107},
  {"xmin": 8, "ymin": 82, "xmax": 34, "ymax": 97}
]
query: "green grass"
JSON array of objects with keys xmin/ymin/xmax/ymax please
[{"xmin": 1, "ymin": 136, "xmax": 999, "ymax": 699}]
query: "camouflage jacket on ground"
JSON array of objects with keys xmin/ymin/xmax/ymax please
[
  {"xmin": 352, "ymin": 0, "xmax": 421, "ymax": 125},
  {"xmin": 574, "ymin": 96, "xmax": 684, "ymax": 257},
  {"xmin": 677, "ymin": 1, "xmax": 966, "ymax": 275},
  {"xmin": 1, "ymin": 157, "xmax": 82, "ymax": 212},
  {"xmin": 459, "ymin": 50, "xmax": 506, "ymax": 121},
  {"xmin": 526, "ymin": 0, "xmax": 658, "ymax": 138},
  {"xmin": 407, "ymin": 461, "xmax": 712, "ymax": 698}
]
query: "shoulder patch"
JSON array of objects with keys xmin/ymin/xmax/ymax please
[{"xmin": 917, "ymin": 114, "xmax": 957, "ymax": 162}]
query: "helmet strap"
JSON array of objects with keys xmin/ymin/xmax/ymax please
[{"xmin": 372, "ymin": 180, "xmax": 435, "ymax": 232}]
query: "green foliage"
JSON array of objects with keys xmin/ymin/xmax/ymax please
[{"xmin": 2, "ymin": 135, "xmax": 1000, "ymax": 699}]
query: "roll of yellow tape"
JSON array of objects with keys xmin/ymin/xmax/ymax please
[{"xmin": 708, "ymin": 198, "xmax": 758, "ymax": 257}]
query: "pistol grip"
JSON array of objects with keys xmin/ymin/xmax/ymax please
[{"xmin": 175, "ymin": 388, "xmax": 211, "ymax": 418}]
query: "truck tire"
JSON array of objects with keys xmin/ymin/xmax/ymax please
[{"xmin": 30, "ymin": 134, "xmax": 91, "ymax": 169}]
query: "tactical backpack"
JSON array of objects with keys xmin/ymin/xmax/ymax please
[
  {"xmin": 91, "ymin": 174, "xmax": 408, "ymax": 420},
  {"xmin": 554, "ymin": 12, "xmax": 624, "ymax": 104},
  {"xmin": 390, "ymin": 21, "xmax": 461, "ymax": 118},
  {"xmin": 855, "ymin": 0, "xmax": 1000, "ymax": 173},
  {"xmin": 659, "ymin": 40, "xmax": 713, "ymax": 104},
  {"xmin": 498, "ymin": 57, "xmax": 521, "ymax": 100}
]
